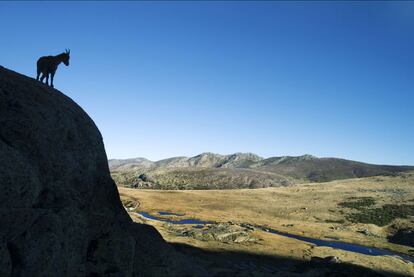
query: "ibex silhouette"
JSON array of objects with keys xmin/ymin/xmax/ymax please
[{"xmin": 36, "ymin": 49, "xmax": 70, "ymax": 88}]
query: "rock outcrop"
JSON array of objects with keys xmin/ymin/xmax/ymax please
[
  {"xmin": 0, "ymin": 66, "xmax": 196, "ymax": 276},
  {"xmin": 166, "ymin": 222, "xmax": 259, "ymax": 243}
]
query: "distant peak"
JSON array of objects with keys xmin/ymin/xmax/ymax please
[
  {"xmin": 198, "ymin": 152, "xmax": 222, "ymax": 156},
  {"xmin": 300, "ymin": 154, "xmax": 317, "ymax": 160}
]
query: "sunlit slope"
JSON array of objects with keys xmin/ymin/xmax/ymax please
[{"xmin": 110, "ymin": 153, "xmax": 413, "ymax": 189}]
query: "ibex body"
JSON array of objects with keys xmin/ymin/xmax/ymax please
[{"xmin": 36, "ymin": 49, "xmax": 70, "ymax": 88}]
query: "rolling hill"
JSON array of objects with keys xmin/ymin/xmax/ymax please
[{"xmin": 109, "ymin": 153, "xmax": 414, "ymax": 189}]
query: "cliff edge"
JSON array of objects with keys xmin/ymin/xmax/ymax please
[{"xmin": 0, "ymin": 66, "xmax": 195, "ymax": 276}]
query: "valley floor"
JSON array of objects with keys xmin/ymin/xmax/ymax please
[{"xmin": 118, "ymin": 173, "xmax": 414, "ymax": 276}]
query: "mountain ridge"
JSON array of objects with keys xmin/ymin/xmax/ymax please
[
  {"xmin": 109, "ymin": 153, "xmax": 320, "ymax": 170},
  {"xmin": 110, "ymin": 153, "xmax": 413, "ymax": 170},
  {"xmin": 110, "ymin": 153, "xmax": 414, "ymax": 189}
]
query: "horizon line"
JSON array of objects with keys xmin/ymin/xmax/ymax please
[{"xmin": 107, "ymin": 152, "xmax": 414, "ymax": 167}]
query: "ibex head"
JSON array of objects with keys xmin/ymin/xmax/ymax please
[{"xmin": 62, "ymin": 49, "xmax": 70, "ymax": 66}]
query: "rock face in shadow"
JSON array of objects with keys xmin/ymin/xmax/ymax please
[{"xmin": 0, "ymin": 66, "xmax": 195, "ymax": 276}]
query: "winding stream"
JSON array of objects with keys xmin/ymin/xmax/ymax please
[
  {"xmin": 157, "ymin": 211, "xmax": 185, "ymax": 216},
  {"xmin": 256, "ymin": 226, "xmax": 414, "ymax": 263},
  {"xmin": 137, "ymin": 211, "xmax": 214, "ymax": 225},
  {"xmin": 137, "ymin": 211, "xmax": 414, "ymax": 264}
]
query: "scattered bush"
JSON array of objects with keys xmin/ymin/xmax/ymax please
[
  {"xmin": 338, "ymin": 197, "xmax": 414, "ymax": 226},
  {"xmin": 338, "ymin": 197, "xmax": 376, "ymax": 210},
  {"xmin": 325, "ymin": 219, "xmax": 345, "ymax": 224}
]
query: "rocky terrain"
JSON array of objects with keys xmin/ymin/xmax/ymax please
[
  {"xmin": 114, "ymin": 167, "xmax": 293, "ymax": 190},
  {"xmin": 110, "ymin": 153, "xmax": 414, "ymax": 189},
  {"xmin": 0, "ymin": 66, "xmax": 199, "ymax": 276},
  {"xmin": 164, "ymin": 222, "xmax": 259, "ymax": 244}
]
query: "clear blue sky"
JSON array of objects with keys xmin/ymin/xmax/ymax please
[{"xmin": 1, "ymin": 1, "xmax": 413, "ymax": 165}]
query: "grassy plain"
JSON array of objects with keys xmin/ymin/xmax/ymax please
[{"xmin": 118, "ymin": 172, "xmax": 414, "ymax": 276}]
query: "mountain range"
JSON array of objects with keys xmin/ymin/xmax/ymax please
[{"xmin": 109, "ymin": 153, "xmax": 414, "ymax": 189}]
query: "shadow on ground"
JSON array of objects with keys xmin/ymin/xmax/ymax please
[{"xmin": 170, "ymin": 241, "xmax": 407, "ymax": 276}]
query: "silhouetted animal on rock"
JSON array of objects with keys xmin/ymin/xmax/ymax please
[{"xmin": 36, "ymin": 49, "xmax": 70, "ymax": 88}]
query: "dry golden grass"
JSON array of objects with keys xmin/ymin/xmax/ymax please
[{"xmin": 119, "ymin": 173, "xmax": 414, "ymax": 276}]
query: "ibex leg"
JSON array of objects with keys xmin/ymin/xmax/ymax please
[{"xmin": 51, "ymin": 72, "xmax": 55, "ymax": 88}]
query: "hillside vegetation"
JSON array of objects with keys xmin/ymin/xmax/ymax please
[{"xmin": 110, "ymin": 153, "xmax": 413, "ymax": 189}]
